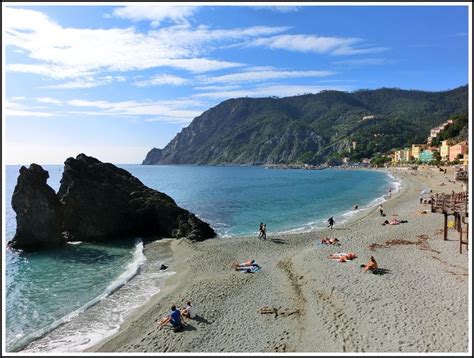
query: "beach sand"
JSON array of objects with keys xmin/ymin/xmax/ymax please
[{"xmin": 88, "ymin": 166, "xmax": 470, "ymax": 353}]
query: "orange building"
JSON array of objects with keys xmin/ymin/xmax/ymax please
[{"xmin": 449, "ymin": 141, "xmax": 468, "ymax": 162}]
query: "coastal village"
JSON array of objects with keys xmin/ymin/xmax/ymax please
[
  {"xmin": 388, "ymin": 118, "xmax": 468, "ymax": 172},
  {"xmin": 267, "ymin": 115, "xmax": 469, "ymax": 180}
]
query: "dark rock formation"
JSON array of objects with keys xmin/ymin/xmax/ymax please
[
  {"xmin": 9, "ymin": 164, "xmax": 65, "ymax": 250},
  {"xmin": 10, "ymin": 154, "xmax": 216, "ymax": 251},
  {"xmin": 58, "ymin": 153, "xmax": 215, "ymax": 242}
]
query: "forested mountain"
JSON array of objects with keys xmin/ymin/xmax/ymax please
[{"xmin": 143, "ymin": 85, "xmax": 468, "ymax": 165}]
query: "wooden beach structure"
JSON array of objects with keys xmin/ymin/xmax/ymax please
[{"xmin": 431, "ymin": 191, "xmax": 469, "ymax": 253}]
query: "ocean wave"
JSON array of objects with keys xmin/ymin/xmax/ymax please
[{"xmin": 13, "ymin": 240, "xmax": 146, "ymax": 352}]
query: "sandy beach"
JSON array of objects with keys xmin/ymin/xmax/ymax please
[{"xmin": 88, "ymin": 167, "xmax": 470, "ymax": 353}]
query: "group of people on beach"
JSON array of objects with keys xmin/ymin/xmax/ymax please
[{"xmin": 157, "ymin": 301, "xmax": 196, "ymax": 332}]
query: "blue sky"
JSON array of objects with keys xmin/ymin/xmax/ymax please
[{"xmin": 3, "ymin": 3, "xmax": 470, "ymax": 164}]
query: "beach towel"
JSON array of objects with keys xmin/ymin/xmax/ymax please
[{"xmin": 237, "ymin": 264, "xmax": 261, "ymax": 273}]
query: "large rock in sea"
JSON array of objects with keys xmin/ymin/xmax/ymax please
[
  {"xmin": 9, "ymin": 154, "xmax": 216, "ymax": 251},
  {"xmin": 10, "ymin": 164, "xmax": 65, "ymax": 250},
  {"xmin": 58, "ymin": 153, "xmax": 216, "ymax": 241}
]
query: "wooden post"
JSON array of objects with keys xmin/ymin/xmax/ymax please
[{"xmin": 444, "ymin": 213, "xmax": 448, "ymax": 241}]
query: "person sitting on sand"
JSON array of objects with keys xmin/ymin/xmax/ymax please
[
  {"xmin": 389, "ymin": 218, "xmax": 401, "ymax": 225},
  {"xmin": 328, "ymin": 252, "xmax": 357, "ymax": 262},
  {"xmin": 157, "ymin": 305, "xmax": 184, "ymax": 331},
  {"xmin": 361, "ymin": 256, "xmax": 378, "ymax": 273},
  {"xmin": 181, "ymin": 301, "xmax": 196, "ymax": 319}
]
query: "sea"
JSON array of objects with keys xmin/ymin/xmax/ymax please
[{"xmin": 4, "ymin": 164, "xmax": 399, "ymax": 352}]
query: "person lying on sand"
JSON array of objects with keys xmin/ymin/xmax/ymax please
[
  {"xmin": 321, "ymin": 237, "xmax": 340, "ymax": 245},
  {"xmin": 157, "ymin": 305, "xmax": 185, "ymax": 331},
  {"xmin": 231, "ymin": 259, "xmax": 255, "ymax": 269},
  {"xmin": 234, "ymin": 263, "xmax": 261, "ymax": 272},
  {"xmin": 360, "ymin": 256, "xmax": 378, "ymax": 272},
  {"xmin": 328, "ymin": 252, "xmax": 357, "ymax": 262}
]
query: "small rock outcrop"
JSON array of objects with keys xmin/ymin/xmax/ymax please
[
  {"xmin": 10, "ymin": 154, "xmax": 216, "ymax": 251},
  {"xmin": 10, "ymin": 164, "xmax": 65, "ymax": 250}
]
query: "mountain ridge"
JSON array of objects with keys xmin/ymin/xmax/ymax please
[{"xmin": 143, "ymin": 85, "xmax": 468, "ymax": 165}]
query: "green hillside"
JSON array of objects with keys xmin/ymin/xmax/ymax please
[{"xmin": 143, "ymin": 85, "xmax": 468, "ymax": 165}]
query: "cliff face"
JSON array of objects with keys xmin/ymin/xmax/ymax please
[
  {"xmin": 10, "ymin": 154, "xmax": 216, "ymax": 251},
  {"xmin": 143, "ymin": 86, "xmax": 468, "ymax": 165}
]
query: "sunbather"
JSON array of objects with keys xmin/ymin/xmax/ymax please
[
  {"xmin": 328, "ymin": 252, "xmax": 357, "ymax": 262},
  {"xmin": 321, "ymin": 237, "xmax": 340, "ymax": 245},
  {"xmin": 361, "ymin": 256, "xmax": 378, "ymax": 272},
  {"xmin": 231, "ymin": 259, "xmax": 255, "ymax": 269}
]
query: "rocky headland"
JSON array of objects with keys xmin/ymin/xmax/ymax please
[{"xmin": 9, "ymin": 154, "xmax": 215, "ymax": 251}]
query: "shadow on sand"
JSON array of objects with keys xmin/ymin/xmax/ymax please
[
  {"xmin": 269, "ymin": 238, "xmax": 287, "ymax": 244},
  {"xmin": 372, "ymin": 268, "xmax": 391, "ymax": 275}
]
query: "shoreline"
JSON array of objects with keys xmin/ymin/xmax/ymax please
[
  {"xmin": 10, "ymin": 167, "xmax": 394, "ymax": 353},
  {"xmin": 88, "ymin": 166, "xmax": 469, "ymax": 353}
]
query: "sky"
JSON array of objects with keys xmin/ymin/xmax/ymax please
[{"xmin": 3, "ymin": 3, "xmax": 470, "ymax": 165}]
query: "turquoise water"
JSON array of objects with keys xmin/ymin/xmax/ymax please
[{"xmin": 4, "ymin": 165, "xmax": 394, "ymax": 352}]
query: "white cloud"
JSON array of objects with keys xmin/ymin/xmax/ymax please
[
  {"xmin": 47, "ymin": 76, "xmax": 126, "ymax": 89},
  {"xmin": 134, "ymin": 74, "xmax": 190, "ymax": 87},
  {"xmin": 5, "ymin": 99, "xmax": 56, "ymax": 117},
  {"xmin": 64, "ymin": 98, "xmax": 204, "ymax": 123},
  {"xmin": 5, "ymin": 64, "xmax": 93, "ymax": 79},
  {"xmin": 5, "ymin": 7, "xmax": 291, "ymax": 79},
  {"xmin": 198, "ymin": 69, "xmax": 335, "ymax": 84},
  {"xmin": 193, "ymin": 84, "xmax": 350, "ymax": 99},
  {"xmin": 36, "ymin": 97, "xmax": 63, "ymax": 104},
  {"xmin": 112, "ymin": 5, "xmax": 198, "ymax": 27},
  {"xmin": 194, "ymin": 85, "xmax": 242, "ymax": 91},
  {"xmin": 7, "ymin": 95, "xmax": 206, "ymax": 124},
  {"xmin": 245, "ymin": 34, "xmax": 388, "ymax": 56}
]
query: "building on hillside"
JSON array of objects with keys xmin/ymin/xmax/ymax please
[
  {"xmin": 419, "ymin": 149, "xmax": 435, "ymax": 163},
  {"xmin": 402, "ymin": 148, "xmax": 412, "ymax": 162},
  {"xmin": 463, "ymin": 152, "xmax": 469, "ymax": 171},
  {"xmin": 393, "ymin": 148, "xmax": 412, "ymax": 163},
  {"xmin": 393, "ymin": 150, "xmax": 402, "ymax": 163},
  {"xmin": 440, "ymin": 140, "xmax": 451, "ymax": 161},
  {"xmin": 352, "ymin": 141, "xmax": 357, "ymax": 150},
  {"xmin": 427, "ymin": 119, "xmax": 455, "ymax": 144},
  {"xmin": 449, "ymin": 141, "xmax": 469, "ymax": 162},
  {"xmin": 412, "ymin": 144, "xmax": 428, "ymax": 160},
  {"xmin": 342, "ymin": 157, "xmax": 350, "ymax": 164}
]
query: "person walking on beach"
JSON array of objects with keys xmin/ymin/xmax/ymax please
[
  {"xmin": 258, "ymin": 222, "xmax": 264, "ymax": 240},
  {"xmin": 262, "ymin": 223, "xmax": 267, "ymax": 240},
  {"xmin": 379, "ymin": 204, "xmax": 384, "ymax": 216},
  {"xmin": 327, "ymin": 217, "xmax": 335, "ymax": 229}
]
